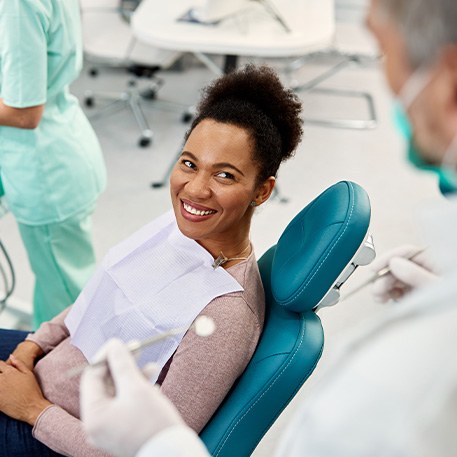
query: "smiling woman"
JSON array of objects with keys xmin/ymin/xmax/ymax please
[
  {"xmin": 0, "ymin": 64, "xmax": 303, "ymax": 457},
  {"xmin": 171, "ymin": 64, "xmax": 303, "ymax": 264},
  {"xmin": 172, "ymin": 120, "xmax": 267, "ymax": 263}
]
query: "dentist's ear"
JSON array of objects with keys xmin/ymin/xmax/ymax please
[
  {"xmin": 442, "ymin": 44, "xmax": 457, "ymax": 131},
  {"xmin": 253, "ymin": 177, "xmax": 276, "ymax": 207}
]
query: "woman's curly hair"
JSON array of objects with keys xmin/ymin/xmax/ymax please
[{"xmin": 186, "ymin": 64, "xmax": 303, "ymax": 184}]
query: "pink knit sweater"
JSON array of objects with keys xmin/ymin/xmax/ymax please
[{"xmin": 26, "ymin": 253, "xmax": 265, "ymax": 457}]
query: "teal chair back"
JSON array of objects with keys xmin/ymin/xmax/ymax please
[{"xmin": 200, "ymin": 181, "xmax": 372, "ymax": 456}]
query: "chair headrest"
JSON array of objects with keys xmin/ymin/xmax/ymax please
[{"xmin": 271, "ymin": 181, "xmax": 371, "ymax": 313}]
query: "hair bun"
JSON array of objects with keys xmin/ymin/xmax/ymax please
[{"xmin": 197, "ymin": 64, "xmax": 303, "ymax": 159}]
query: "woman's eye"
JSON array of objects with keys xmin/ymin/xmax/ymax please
[
  {"xmin": 217, "ymin": 171, "xmax": 235, "ymax": 180},
  {"xmin": 181, "ymin": 159, "xmax": 195, "ymax": 169}
]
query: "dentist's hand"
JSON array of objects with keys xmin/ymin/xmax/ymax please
[
  {"xmin": 80, "ymin": 339, "xmax": 185, "ymax": 457},
  {"xmin": 371, "ymin": 245, "xmax": 438, "ymax": 303}
]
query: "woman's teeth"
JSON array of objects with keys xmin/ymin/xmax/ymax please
[{"xmin": 183, "ymin": 202, "xmax": 216, "ymax": 216}]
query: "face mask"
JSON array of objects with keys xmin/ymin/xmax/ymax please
[{"xmin": 392, "ymin": 69, "xmax": 457, "ymax": 195}]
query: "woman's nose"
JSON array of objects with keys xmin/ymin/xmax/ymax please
[{"xmin": 185, "ymin": 172, "xmax": 212, "ymax": 199}]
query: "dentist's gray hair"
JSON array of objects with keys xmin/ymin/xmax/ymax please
[{"xmin": 377, "ymin": 0, "xmax": 457, "ymax": 68}]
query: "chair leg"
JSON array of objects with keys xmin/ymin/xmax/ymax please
[
  {"xmin": 85, "ymin": 87, "xmax": 154, "ymax": 147},
  {"xmin": 270, "ymin": 186, "xmax": 289, "ymax": 203},
  {"xmin": 302, "ymin": 87, "xmax": 377, "ymax": 130},
  {"xmin": 128, "ymin": 92, "xmax": 153, "ymax": 147},
  {"xmin": 291, "ymin": 57, "xmax": 353, "ymax": 92},
  {"xmin": 151, "ymin": 141, "xmax": 183, "ymax": 189},
  {"xmin": 86, "ymin": 95, "xmax": 129, "ymax": 119},
  {"xmin": 290, "ymin": 54, "xmax": 378, "ymax": 130}
]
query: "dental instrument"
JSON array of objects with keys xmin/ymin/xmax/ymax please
[
  {"xmin": 342, "ymin": 246, "xmax": 427, "ymax": 300},
  {"xmin": 66, "ymin": 315, "xmax": 215, "ymax": 378}
]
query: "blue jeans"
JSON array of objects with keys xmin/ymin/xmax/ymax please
[{"xmin": 0, "ymin": 329, "xmax": 63, "ymax": 456}]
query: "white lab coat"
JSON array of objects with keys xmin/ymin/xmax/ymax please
[
  {"xmin": 137, "ymin": 201, "xmax": 457, "ymax": 457},
  {"xmin": 277, "ymin": 273, "xmax": 457, "ymax": 457}
]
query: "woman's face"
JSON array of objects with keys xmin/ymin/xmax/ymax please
[{"xmin": 170, "ymin": 119, "xmax": 272, "ymax": 253}]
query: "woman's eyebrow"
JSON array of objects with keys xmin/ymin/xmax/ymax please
[
  {"xmin": 181, "ymin": 151, "xmax": 245, "ymax": 176},
  {"xmin": 213, "ymin": 162, "xmax": 245, "ymax": 177},
  {"xmin": 181, "ymin": 151, "xmax": 198, "ymax": 161}
]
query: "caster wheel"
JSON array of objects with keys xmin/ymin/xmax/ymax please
[
  {"xmin": 89, "ymin": 68, "xmax": 98, "ymax": 77},
  {"xmin": 141, "ymin": 88, "xmax": 157, "ymax": 100},
  {"xmin": 85, "ymin": 97, "xmax": 95, "ymax": 108},
  {"xmin": 139, "ymin": 137, "xmax": 152, "ymax": 148},
  {"xmin": 181, "ymin": 112, "xmax": 193, "ymax": 123}
]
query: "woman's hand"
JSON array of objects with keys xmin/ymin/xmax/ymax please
[
  {"xmin": 0, "ymin": 355, "xmax": 52, "ymax": 425},
  {"xmin": 6, "ymin": 341, "xmax": 44, "ymax": 371}
]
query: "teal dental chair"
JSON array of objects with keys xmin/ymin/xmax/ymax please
[{"xmin": 200, "ymin": 180, "xmax": 373, "ymax": 456}]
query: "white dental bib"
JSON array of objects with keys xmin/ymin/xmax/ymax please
[{"xmin": 65, "ymin": 210, "xmax": 243, "ymax": 382}]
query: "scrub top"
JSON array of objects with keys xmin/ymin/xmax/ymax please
[{"xmin": 0, "ymin": 0, "xmax": 106, "ymax": 226}]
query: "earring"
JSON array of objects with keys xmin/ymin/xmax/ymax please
[{"xmin": 250, "ymin": 201, "xmax": 257, "ymax": 207}]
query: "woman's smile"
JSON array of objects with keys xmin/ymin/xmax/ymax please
[{"xmin": 181, "ymin": 199, "xmax": 217, "ymax": 221}]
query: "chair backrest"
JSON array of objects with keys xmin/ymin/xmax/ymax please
[{"xmin": 200, "ymin": 181, "xmax": 372, "ymax": 456}]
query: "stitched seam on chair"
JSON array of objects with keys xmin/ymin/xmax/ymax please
[
  {"xmin": 214, "ymin": 314, "xmax": 307, "ymax": 456},
  {"xmin": 254, "ymin": 340, "xmax": 324, "ymax": 448},
  {"xmin": 280, "ymin": 182, "xmax": 355, "ymax": 307}
]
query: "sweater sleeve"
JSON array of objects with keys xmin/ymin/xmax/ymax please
[
  {"xmin": 160, "ymin": 293, "xmax": 262, "ymax": 433},
  {"xmin": 33, "ymin": 405, "xmax": 112, "ymax": 457},
  {"xmin": 26, "ymin": 307, "xmax": 72, "ymax": 353}
]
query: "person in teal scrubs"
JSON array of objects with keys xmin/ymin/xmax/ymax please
[{"xmin": 0, "ymin": 0, "xmax": 107, "ymax": 328}]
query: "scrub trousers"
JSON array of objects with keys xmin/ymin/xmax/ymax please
[
  {"xmin": 17, "ymin": 206, "xmax": 96, "ymax": 329},
  {"xmin": 0, "ymin": 329, "xmax": 63, "ymax": 456}
]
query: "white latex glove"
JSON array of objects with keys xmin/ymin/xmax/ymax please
[
  {"xmin": 80, "ymin": 338, "xmax": 185, "ymax": 457},
  {"xmin": 371, "ymin": 244, "xmax": 438, "ymax": 303}
]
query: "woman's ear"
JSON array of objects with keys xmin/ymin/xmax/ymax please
[{"xmin": 253, "ymin": 177, "xmax": 276, "ymax": 206}]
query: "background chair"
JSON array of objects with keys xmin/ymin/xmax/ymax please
[
  {"xmin": 200, "ymin": 180, "xmax": 374, "ymax": 456},
  {"xmin": 80, "ymin": 0, "xmax": 184, "ymax": 147}
]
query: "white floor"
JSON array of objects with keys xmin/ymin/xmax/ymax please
[{"xmin": 0, "ymin": 2, "xmax": 444, "ymax": 455}]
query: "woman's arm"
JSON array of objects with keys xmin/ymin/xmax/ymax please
[
  {"xmin": 0, "ymin": 360, "xmax": 111, "ymax": 457},
  {"xmin": 26, "ymin": 307, "xmax": 73, "ymax": 354},
  {"xmin": 33, "ymin": 406, "xmax": 113, "ymax": 457},
  {"xmin": 0, "ymin": 356, "xmax": 52, "ymax": 424},
  {"xmin": 0, "ymin": 99, "xmax": 44, "ymax": 129},
  {"xmin": 8, "ymin": 340, "xmax": 44, "ymax": 371},
  {"xmin": 160, "ymin": 294, "xmax": 262, "ymax": 432},
  {"xmin": 4, "ymin": 307, "xmax": 73, "ymax": 369}
]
